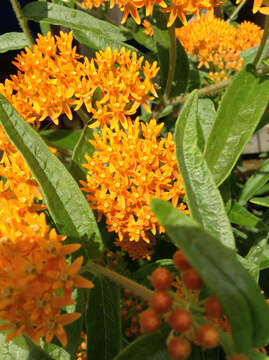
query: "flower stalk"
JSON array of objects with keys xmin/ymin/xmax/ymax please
[
  {"xmin": 164, "ymin": 25, "xmax": 177, "ymax": 101},
  {"xmin": 9, "ymin": 0, "xmax": 34, "ymax": 47},
  {"xmin": 84, "ymin": 260, "xmax": 154, "ymax": 300},
  {"xmin": 253, "ymin": 15, "xmax": 269, "ymax": 67}
]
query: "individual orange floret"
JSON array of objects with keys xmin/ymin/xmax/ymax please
[
  {"xmin": 0, "ymin": 197, "xmax": 93, "ymax": 346},
  {"xmin": 162, "ymin": 0, "xmax": 224, "ymax": 27},
  {"xmin": 81, "ymin": 118, "xmax": 187, "ymax": 259},
  {"xmin": 176, "ymin": 13, "xmax": 263, "ymax": 82},
  {"xmin": 143, "ymin": 19, "xmax": 154, "ymax": 36}
]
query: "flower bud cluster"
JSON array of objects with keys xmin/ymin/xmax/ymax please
[{"xmin": 139, "ymin": 250, "xmax": 230, "ymax": 359}]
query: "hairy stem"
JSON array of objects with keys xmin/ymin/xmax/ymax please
[
  {"xmin": 84, "ymin": 260, "xmax": 153, "ymax": 300},
  {"xmin": 253, "ymin": 15, "xmax": 269, "ymax": 67},
  {"xmin": 164, "ymin": 25, "xmax": 177, "ymax": 100},
  {"xmin": 227, "ymin": 0, "xmax": 248, "ymax": 23},
  {"xmin": 9, "ymin": 0, "xmax": 34, "ymax": 47}
]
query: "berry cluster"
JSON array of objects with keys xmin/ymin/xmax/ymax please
[
  {"xmin": 121, "ymin": 288, "xmax": 149, "ymax": 339},
  {"xmin": 76, "ymin": 332, "xmax": 87, "ymax": 360},
  {"xmin": 139, "ymin": 250, "xmax": 228, "ymax": 360}
]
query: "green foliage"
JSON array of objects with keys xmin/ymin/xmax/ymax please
[
  {"xmin": 175, "ymin": 91, "xmax": 235, "ymax": 249},
  {"xmin": 0, "ymin": 32, "xmax": 29, "ymax": 53},
  {"xmin": 0, "ymin": 95, "xmax": 102, "ymax": 258},
  {"xmin": 86, "ymin": 277, "xmax": 121, "ymax": 360},
  {"xmin": 204, "ymin": 66, "xmax": 269, "ymax": 187},
  {"xmin": 40, "ymin": 129, "xmax": 82, "ymax": 151}
]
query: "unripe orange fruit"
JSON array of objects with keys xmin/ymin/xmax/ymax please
[
  {"xmin": 183, "ymin": 269, "xmax": 203, "ymax": 290},
  {"xmin": 151, "ymin": 291, "xmax": 172, "ymax": 314},
  {"xmin": 196, "ymin": 324, "xmax": 219, "ymax": 349},
  {"xmin": 173, "ymin": 250, "xmax": 190, "ymax": 271},
  {"xmin": 169, "ymin": 309, "xmax": 192, "ymax": 332},
  {"xmin": 150, "ymin": 267, "xmax": 173, "ymax": 290},
  {"xmin": 205, "ymin": 295, "xmax": 222, "ymax": 317},
  {"xmin": 167, "ymin": 337, "xmax": 191, "ymax": 360},
  {"xmin": 139, "ymin": 308, "xmax": 161, "ymax": 333}
]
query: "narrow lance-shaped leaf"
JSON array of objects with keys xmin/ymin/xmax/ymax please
[
  {"xmin": 175, "ymin": 91, "xmax": 235, "ymax": 248},
  {"xmin": 0, "ymin": 32, "xmax": 29, "ymax": 53},
  {"xmin": 86, "ymin": 277, "xmax": 121, "ymax": 360},
  {"xmin": 239, "ymin": 158, "xmax": 269, "ymax": 205},
  {"xmin": 22, "ymin": 2, "xmax": 129, "ymax": 42},
  {"xmin": 204, "ymin": 65, "xmax": 269, "ymax": 187},
  {"xmin": 0, "ymin": 95, "xmax": 102, "ymax": 258},
  {"xmin": 151, "ymin": 199, "xmax": 269, "ymax": 353}
]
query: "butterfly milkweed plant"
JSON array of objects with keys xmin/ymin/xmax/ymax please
[{"xmin": 1, "ymin": 0, "xmax": 269, "ymax": 358}]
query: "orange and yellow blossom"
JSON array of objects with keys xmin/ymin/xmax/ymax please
[
  {"xmin": 176, "ymin": 13, "xmax": 263, "ymax": 82},
  {"xmin": 0, "ymin": 196, "xmax": 93, "ymax": 346},
  {"xmin": 0, "ymin": 32, "xmax": 159, "ymax": 129},
  {"xmin": 80, "ymin": 118, "xmax": 188, "ymax": 260}
]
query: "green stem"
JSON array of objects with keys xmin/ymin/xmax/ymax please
[
  {"xmin": 9, "ymin": 0, "xmax": 34, "ymax": 47},
  {"xmin": 84, "ymin": 260, "xmax": 153, "ymax": 301},
  {"xmin": 253, "ymin": 15, "xmax": 269, "ymax": 67},
  {"xmin": 227, "ymin": 0, "xmax": 248, "ymax": 23},
  {"xmin": 169, "ymin": 78, "xmax": 231, "ymax": 106},
  {"xmin": 164, "ymin": 25, "xmax": 177, "ymax": 101}
]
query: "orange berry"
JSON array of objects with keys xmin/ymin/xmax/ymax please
[
  {"xmin": 124, "ymin": 288, "xmax": 132, "ymax": 297},
  {"xmin": 183, "ymin": 269, "xmax": 203, "ymax": 290},
  {"xmin": 136, "ymin": 304, "xmax": 143, "ymax": 312},
  {"xmin": 130, "ymin": 325, "xmax": 139, "ymax": 334},
  {"xmin": 125, "ymin": 329, "xmax": 132, "ymax": 337},
  {"xmin": 123, "ymin": 299, "xmax": 134, "ymax": 308},
  {"xmin": 131, "ymin": 315, "xmax": 139, "ymax": 323},
  {"xmin": 205, "ymin": 295, "xmax": 222, "ymax": 317},
  {"xmin": 139, "ymin": 308, "xmax": 161, "ymax": 333},
  {"xmin": 121, "ymin": 309, "xmax": 128, "ymax": 318},
  {"xmin": 196, "ymin": 324, "xmax": 219, "ymax": 349},
  {"xmin": 173, "ymin": 251, "xmax": 190, "ymax": 271},
  {"xmin": 167, "ymin": 337, "xmax": 191, "ymax": 360},
  {"xmin": 151, "ymin": 291, "xmax": 172, "ymax": 314},
  {"xmin": 150, "ymin": 268, "xmax": 173, "ymax": 290},
  {"xmin": 229, "ymin": 355, "xmax": 249, "ymax": 360},
  {"xmin": 169, "ymin": 309, "xmax": 192, "ymax": 332}
]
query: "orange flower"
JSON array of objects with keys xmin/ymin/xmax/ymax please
[
  {"xmin": 81, "ymin": 118, "xmax": 188, "ymax": 259},
  {"xmin": 143, "ymin": 20, "xmax": 154, "ymax": 37},
  {"xmin": 0, "ymin": 32, "xmax": 159, "ymax": 129},
  {"xmin": 176, "ymin": 13, "xmax": 263, "ymax": 82},
  {"xmin": 0, "ymin": 195, "xmax": 92, "ymax": 345}
]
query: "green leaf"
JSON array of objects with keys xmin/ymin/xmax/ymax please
[
  {"xmin": 239, "ymin": 158, "xmax": 269, "ymax": 205},
  {"xmin": 40, "ymin": 129, "xmax": 82, "ymax": 151},
  {"xmin": 114, "ymin": 329, "xmax": 170, "ymax": 360},
  {"xmin": 255, "ymin": 112, "xmax": 269, "ymax": 132},
  {"xmin": 86, "ymin": 276, "xmax": 121, "ymax": 360},
  {"xmin": 228, "ymin": 202, "xmax": 264, "ymax": 228},
  {"xmin": 175, "ymin": 91, "xmax": 235, "ymax": 249},
  {"xmin": 204, "ymin": 66, "xmax": 269, "ymax": 187},
  {"xmin": 73, "ymin": 29, "xmax": 137, "ymax": 53},
  {"xmin": 41, "ymin": 343, "xmax": 70, "ymax": 360},
  {"xmin": 69, "ymin": 124, "xmax": 95, "ymax": 182},
  {"xmin": 241, "ymin": 43, "xmax": 269, "ymax": 66},
  {"xmin": 23, "ymin": 2, "xmax": 128, "ymax": 41},
  {"xmin": 0, "ymin": 332, "xmax": 53, "ymax": 360},
  {"xmin": 153, "ymin": 27, "xmax": 189, "ymax": 96},
  {"xmin": 0, "ymin": 95, "xmax": 102, "ymax": 258},
  {"xmin": 250, "ymin": 196, "xmax": 269, "ymax": 207},
  {"xmin": 133, "ymin": 28, "xmax": 157, "ymax": 53},
  {"xmin": 0, "ymin": 32, "xmax": 29, "ymax": 53},
  {"xmin": 151, "ymin": 199, "xmax": 269, "ymax": 352},
  {"xmin": 197, "ymin": 98, "xmax": 216, "ymax": 152}
]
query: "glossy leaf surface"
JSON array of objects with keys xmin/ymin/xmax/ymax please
[
  {"xmin": 0, "ymin": 32, "xmax": 29, "ymax": 53},
  {"xmin": 175, "ymin": 91, "xmax": 235, "ymax": 248},
  {"xmin": 0, "ymin": 95, "xmax": 102, "ymax": 258}
]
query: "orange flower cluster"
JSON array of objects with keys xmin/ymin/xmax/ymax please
[
  {"xmin": 176, "ymin": 14, "xmax": 263, "ymax": 82},
  {"xmin": 0, "ymin": 129, "xmax": 93, "ymax": 346},
  {"xmin": 80, "ymin": 118, "xmax": 187, "ymax": 260},
  {"xmin": 0, "ymin": 32, "xmax": 159, "ymax": 128},
  {"xmin": 81, "ymin": 0, "xmax": 223, "ymax": 26}
]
